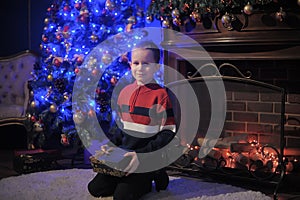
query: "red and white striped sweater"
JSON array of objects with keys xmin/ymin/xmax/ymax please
[{"xmin": 114, "ymin": 80, "xmax": 176, "ymax": 152}]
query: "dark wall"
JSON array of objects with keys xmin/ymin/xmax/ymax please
[{"xmin": 0, "ymin": 0, "xmax": 52, "ymax": 57}]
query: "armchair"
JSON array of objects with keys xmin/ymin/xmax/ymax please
[{"xmin": 0, "ymin": 50, "xmax": 39, "ymax": 132}]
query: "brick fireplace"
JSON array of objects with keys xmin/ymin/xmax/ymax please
[{"xmin": 162, "ymin": 11, "xmax": 300, "ymax": 179}]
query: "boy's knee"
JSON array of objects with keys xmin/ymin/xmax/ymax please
[{"xmin": 87, "ymin": 181, "xmax": 100, "ymax": 197}]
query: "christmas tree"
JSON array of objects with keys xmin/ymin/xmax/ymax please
[{"xmin": 27, "ymin": 0, "xmax": 146, "ymax": 149}]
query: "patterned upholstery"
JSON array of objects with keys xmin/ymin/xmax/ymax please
[{"xmin": 0, "ymin": 51, "xmax": 38, "ymax": 122}]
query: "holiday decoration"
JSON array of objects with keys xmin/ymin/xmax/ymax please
[
  {"xmin": 146, "ymin": 0, "xmax": 300, "ymax": 32},
  {"xmin": 28, "ymin": 0, "xmax": 145, "ymax": 149}
]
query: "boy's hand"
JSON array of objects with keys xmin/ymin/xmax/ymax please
[{"xmin": 123, "ymin": 151, "xmax": 139, "ymax": 176}]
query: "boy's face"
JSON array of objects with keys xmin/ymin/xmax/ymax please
[{"xmin": 130, "ymin": 48, "xmax": 160, "ymax": 86}]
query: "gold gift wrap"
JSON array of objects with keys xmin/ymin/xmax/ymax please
[
  {"xmin": 89, "ymin": 147, "xmax": 131, "ymax": 177},
  {"xmin": 90, "ymin": 156, "xmax": 127, "ymax": 177}
]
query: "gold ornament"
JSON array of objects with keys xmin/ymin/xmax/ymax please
[
  {"xmin": 173, "ymin": 17, "xmax": 181, "ymax": 26},
  {"xmin": 146, "ymin": 15, "xmax": 153, "ymax": 23},
  {"xmin": 221, "ymin": 13, "xmax": 233, "ymax": 30},
  {"xmin": 87, "ymin": 57, "xmax": 97, "ymax": 69},
  {"xmin": 90, "ymin": 34, "xmax": 98, "ymax": 43},
  {"xmin": 30, "ymin": 101, "xmax": 38, "ymax": 108},
  {"xmin": 49, "ymin": 103, "xmax": 57, "ymax": 113},
  {"xmin": 105, "ymin": 0, "xmax": 115, "ymax": 11},
  {"xmin": 102, "ymin": 53, "xmax": 113, "ymax": 65},
  {"xmin": 73, "ymin": 111, "xmax": 86, "ymax": 124},
  {"xmin": 190, "ymin": 12, "xmax": 201, "ymax": 22},
  {"xmin": 172, "ymin": 8, "xmax": 180, "ymax": 18},
  {"xmin": 243, "ymin": 3, "xmax": 253, "ymax": 15},
  {"xmin": 162, "ymin": 19, "xmax": 170, "ymax": 28},
  {"xmin": 47, "ymin": 74, "xmax": 53, "ymax": 82},
  {"xmin": 44, "ymin": 18, "xmax": 50, "ymax": 25},
  {"xmin": 222, "ymin": 13, "xmax": 232, "ymax": 24}
]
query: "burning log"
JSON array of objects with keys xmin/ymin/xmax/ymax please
[{"xmin": 197, "ymin": 135, "xmax": 248, "ymax": 149}]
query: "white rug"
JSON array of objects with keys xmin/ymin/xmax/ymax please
[{"xmin": 0, "ymin": 168, "xmax": 271, "ymax": 200}]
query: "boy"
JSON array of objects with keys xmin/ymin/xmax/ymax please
[{"xmin": 88, "ymin": 41, "xmax": 176, "ymax": 200}]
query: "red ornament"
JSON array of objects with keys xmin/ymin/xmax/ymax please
[
  {"xmin": 56, "ymin": 34, "xmax": 62, "ymax": 41},
  {"xmin": 75, "ymin": 68, "xmax": 80, "ymax": 74},
  {"xmin": 75, "ymin": 3, "xmax": 81, "ymax": 10},
  {"xmin": 88, "ymin": 109, "xmax": 96, "ymax": 117},
  {"xmin": 63, "ymin": 5, "xmax": 71, "ymax": 12},
  {"xmin": 96, "ymin": 88, "xmax": 101, "ymax": 94},
  {"xmin": 42, "ymin": 35, "xmax": 48, "ymax": 43},
  {"xmin": 53, "ymin": 58, "xmax": 62, "ymax": 67},
  {"xmin": 92, "ymin": 69, "xmax": 99, "ymax": 76},
  {"xmin": 61, "ymin": 134, "xmax": 70, "ymax": 146},
  {"xmin": 31, "ymin": 116, "xmax": 37, "ymax": 122},
  {"xmin": 110, "ymin": 76, "xmax": 117, "ymax": 86}
]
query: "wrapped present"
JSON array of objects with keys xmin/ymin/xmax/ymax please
[
  {"xmin": 90, "ymin": 146, "xmax": 131, "ymax": 177},
  {"xmin": 13, "ymin": 149, "xmax": 60, "ymax": 174}
]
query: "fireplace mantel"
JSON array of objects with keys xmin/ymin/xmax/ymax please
[{"xmin": 162, "ymin": 12, "xmax": 300, "ymax": 59}]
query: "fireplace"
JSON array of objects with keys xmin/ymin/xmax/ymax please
[{"xmin": 161, "ymin": 11, "xmax": 300, "ymax": 198}]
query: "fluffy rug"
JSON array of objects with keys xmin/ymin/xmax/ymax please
[{"xmin": 0, "ymin": 168, "xmax": 271, "ymax": 200}]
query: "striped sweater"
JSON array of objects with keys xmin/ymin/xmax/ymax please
[{"xmin": 114, "ymin": 80, "xmax": 176, "ymax": 152}]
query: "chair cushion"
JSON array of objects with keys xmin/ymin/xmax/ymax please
[{"xmin": 0, "ymin": 104, "xmax": 24, "ymax": 119}]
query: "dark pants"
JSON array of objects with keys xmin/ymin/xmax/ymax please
[{"xmin": 88, "ymin": 173, "xmax": 153, "ymax": 200}]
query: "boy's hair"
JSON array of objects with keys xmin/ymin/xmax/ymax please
[{"xmin": 131, "ymin": 40, "xmax": 161, "ymax": 63}]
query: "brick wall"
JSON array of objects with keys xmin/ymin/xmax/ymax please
[
  {"xmin": 218, "ymin": 60, "xmax": 300, "ymax": 150},
  {"xmin": 180, "ymin": 59, "xmax": 300, "ymax": 152}
]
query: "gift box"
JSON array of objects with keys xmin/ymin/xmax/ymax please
[
  {"xmin": 13, "ymin": 149, "xmax": 60, "ymax": 174},
  {"xmin": 90, "ymin": 147, "xmax": 131, "ymax": 177}
]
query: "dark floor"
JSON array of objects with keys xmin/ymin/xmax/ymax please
[{"xmin": 1, "ymin": 148, "xmax": 300, "ymax": 200}]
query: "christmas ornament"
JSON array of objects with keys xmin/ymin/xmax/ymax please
[
  {"xmin": 74, "ymin": 54, "xmax": 84, "ymax": 65},
  {"xmin": 88, "ymin": 109, "xmax": 96, "ymax": 117},
  {"xmin": 221, "ymin": 13, "xmax": 233, "ymax": 30},
  {"xmin": 75, "ymin": 68, "xmax": 80, "ymax": 74},
  {"xmin": 243, "ymin": 3, "xmax": 253, "ymax": 15},
  {"xmin": 33, "ymin": 121, "xmax": 44, "ymax": 132},
  {"xmin": 61, "ymin": 134, "xmax": 70, "ymax": 146},
  {"xmin": 92, "ymin": 68, "xmax": 99, "ymax": 76},
  {"xmin": 173, "ymin": 17, "xmax": 181, "ymax": 26},
  {"xmin": 162, "ymin": 19, "xmax": 170, "ymax": 28},
  {"xmin": 75, "ymin": 2, "xmax": 81, "ymax": 10},
  {"xmin": 275, "ymin": 7, "xmax": 286, "ymax": 22},
  {"xmin": 44, "ymin": 18, "xmax": 50, "ymax": 25},
  {"xmin": 30, "ymin": 115, "xmax": 37, "ymax": 122},
  {"xmin": 63, "ymin": 5, "xmax": 71, "ymax": 12},
  {"xmin": 90, "ymin": 33, "xmax": 98, "ymax": 43},
  {"xmin": 53, "ymin": 57, "xmax": 63, "ymax": 67},
  {"xmin": 30, "ymin": 101, "xmax": 38, "ymax": 108},
  {"xmin": 105, "ymin": 0, "xmax": 115, "ymax": 11},
  {"xmin": 172, "ymin": 8, "xmax": 180, "ymax": 18},
  {"xmin": 47, "ymin": 74, "xmax": 53, "ymax": 82},
  {"xmin": 298, "ymin": 0, "xmax": 300, "ymax": 6},
  {"xmin": 63, "ymin": 92, "xmax": 70, "ymax": 101},
  {"xmin": 146, "ymin": 15, "xmax": 154, "ymax": 23},
  {"xmin": 190, "ymin": 12, "xmax": 201, "ymax": 22},
  {"xmin": 73, "ymin": 110, "xmax": 86, "ymax": 124},
  {"xmin": 49, "ymin": 103, "xmax": 58, "ymax": 113},
  {"xmin": 62, "ymin": 26, "xmax": 71, "ymax": 39},
  {"xmin": 79, "ymin": 6, "xmax": 90, "ymax": 23},
  {"xmin": 42, "ymin": 35, "xmax": 48, "ymax": 43},
  {"xmin": 102, "ymin": 53, "xmax": 113, "ymax": 65},
  {"xmin": 110, "ymin": 76, "xmax": 117, "ymax": 86}
]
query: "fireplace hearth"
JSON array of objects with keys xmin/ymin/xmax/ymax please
[{"xmin": 161, "ymin": 12, "xmax": 300, "ymax": 198}]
